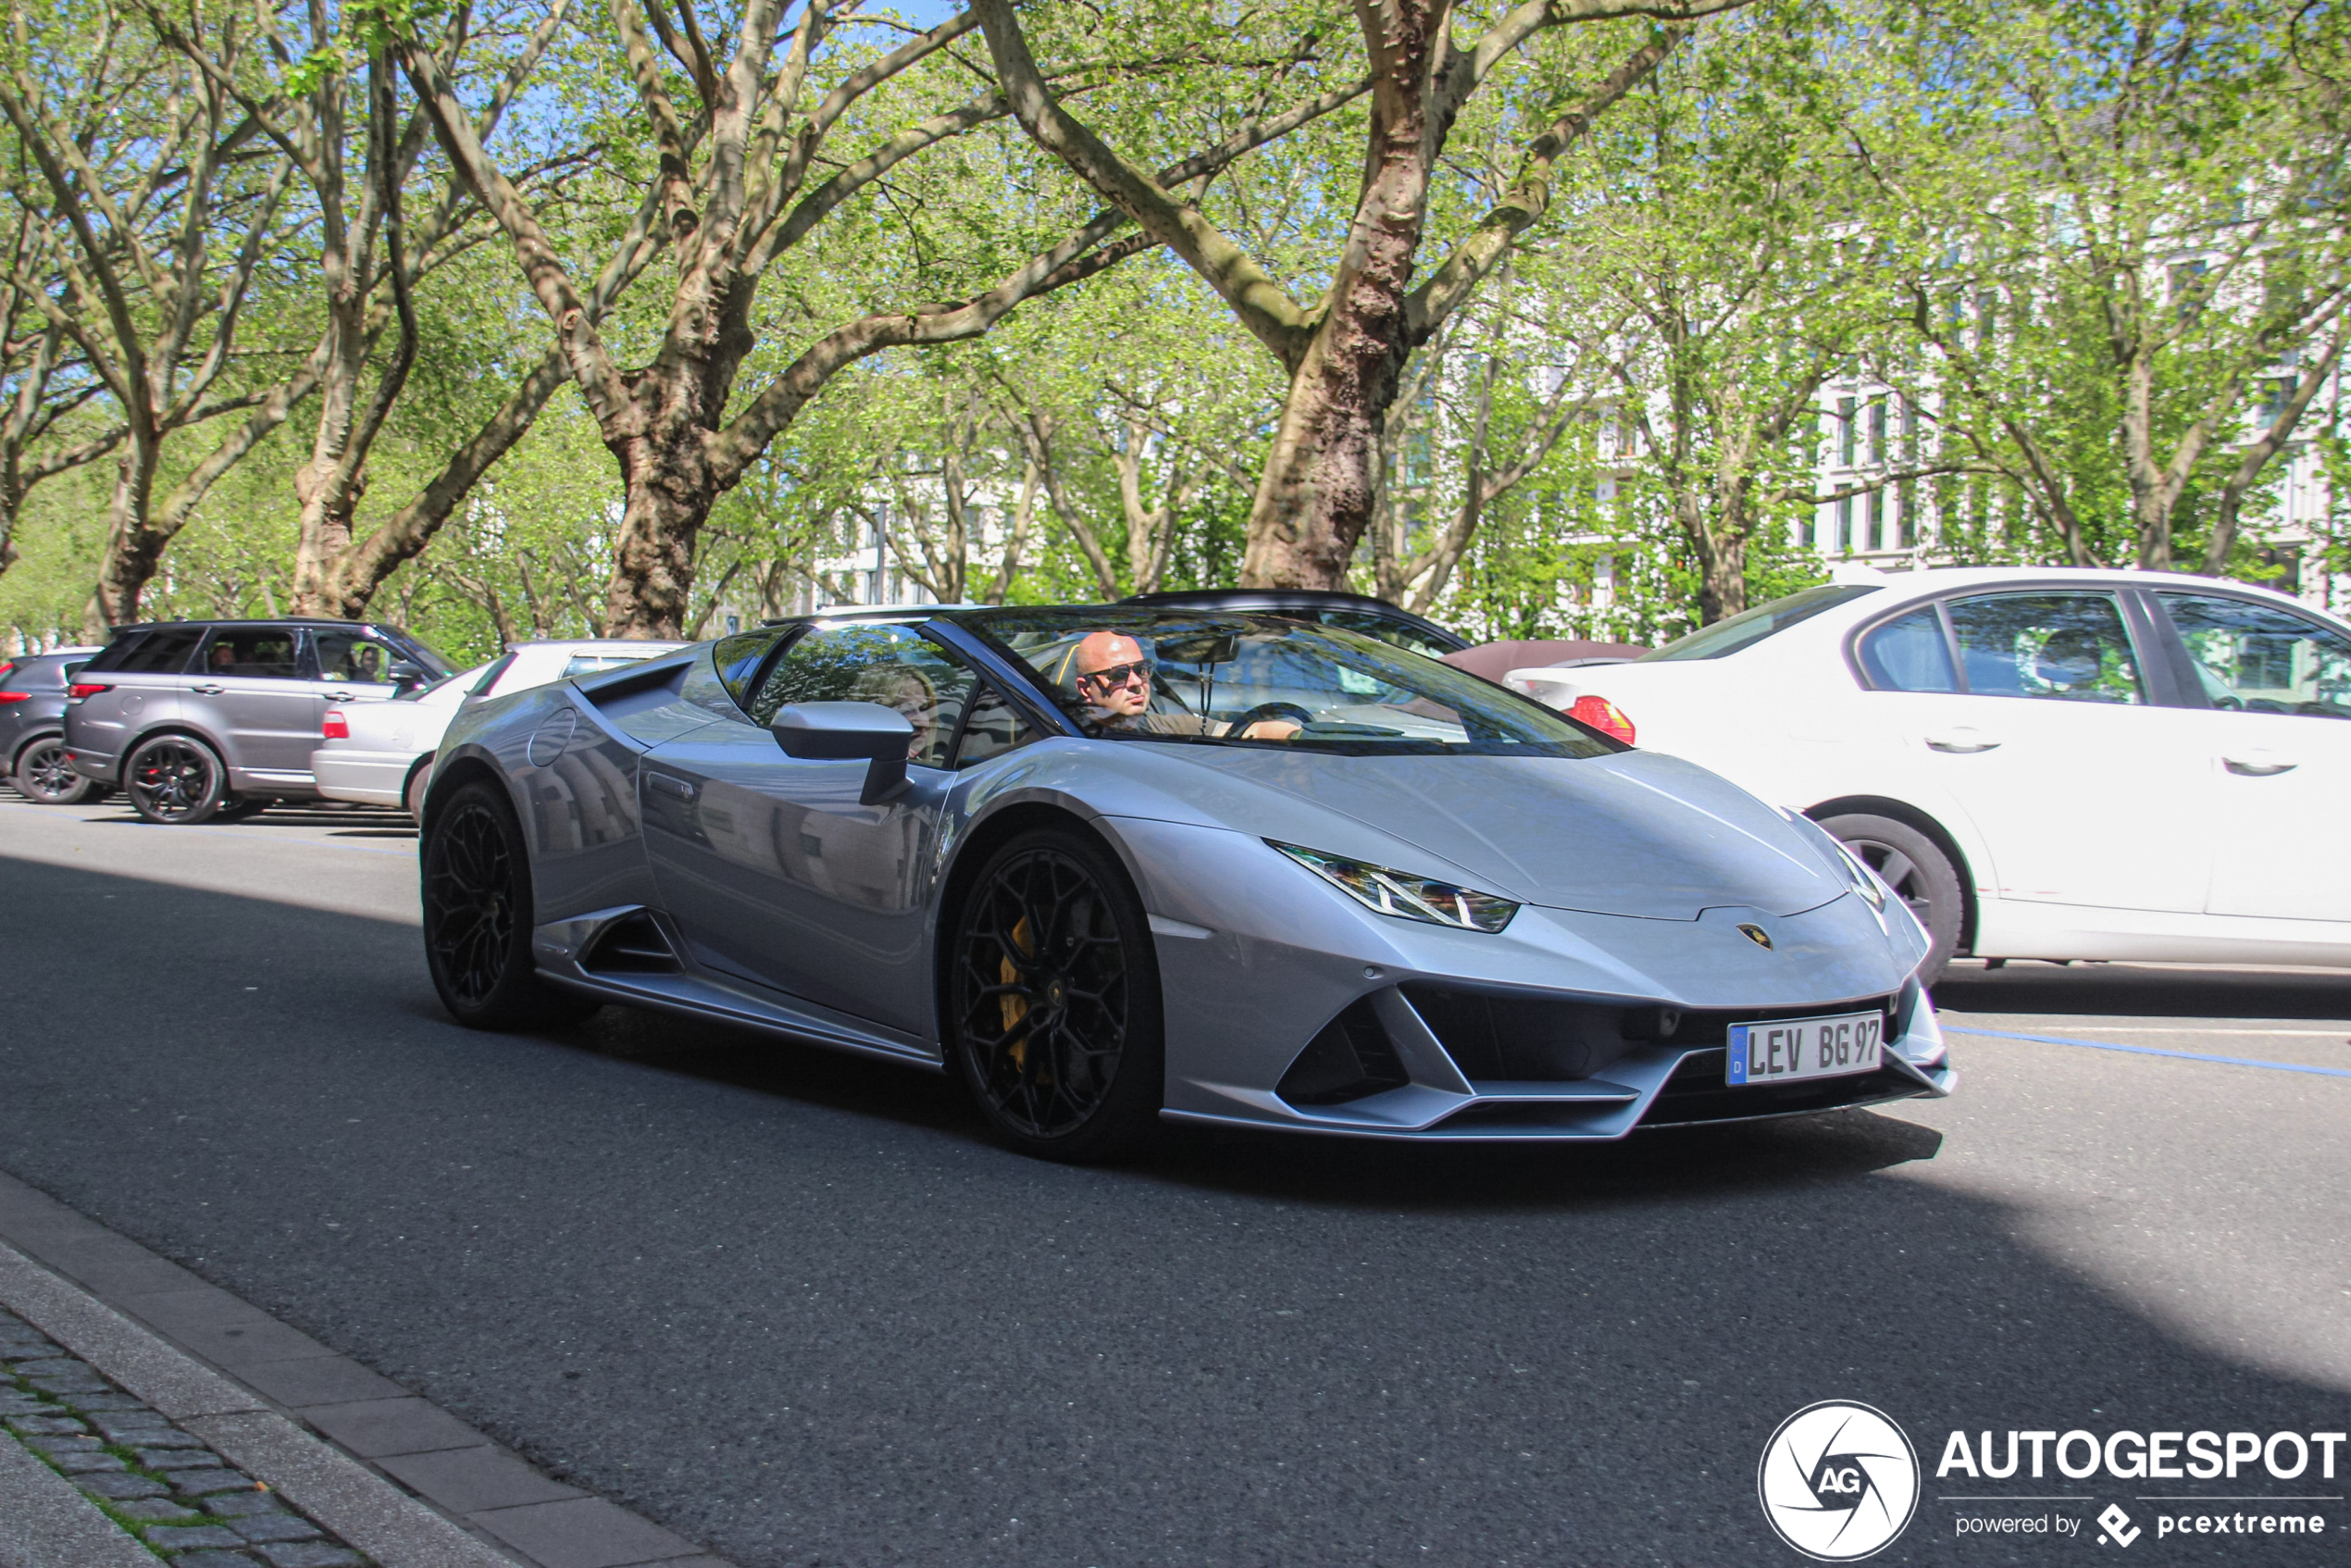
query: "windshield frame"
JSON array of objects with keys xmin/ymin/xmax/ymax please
[{"xmin": 947, "ymin": 605, "xmax": 1620, "ymax": 758}]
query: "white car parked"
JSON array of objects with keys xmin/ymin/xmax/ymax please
[
  {"xmin": 1515, "ymin": 566, "xmax": 2351, "ymax": 974},
  {"xmin": 311, "ymin": 640, "xmax": 684, "ymax": 820}
]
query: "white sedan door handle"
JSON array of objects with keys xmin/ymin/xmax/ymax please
[
  {"xmin": 2223, "ymin": 753, "xmax": 2298, "ymax": 777},
  {"xmin": 1924, "ymin": 728, "xmax": 2001, "ymax": 753}
]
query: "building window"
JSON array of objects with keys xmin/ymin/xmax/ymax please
[
  {"xmin": 1869, "ymin": 402, "xmax": 1886, "ymax": 466},
  {"xmin": 1866, "ymin": 488, "xmax": 1884, "ymax": 551},
  {"xmin": 1837, "ymin": 397, "xmax": 1857, "ymax": 467},
  {"xmin": 1835, "ymin": 495, "xmax": 1854, "ymax": 554}
]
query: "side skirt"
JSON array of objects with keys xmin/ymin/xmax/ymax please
[{"xmin": 533, "ymin": 906, "xmax": 944, "ymax": 1071}]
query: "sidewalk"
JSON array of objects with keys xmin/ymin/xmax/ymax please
[{"xmin": 0, "ymin": 1169, "xmax": 731, "ymax": 1568}]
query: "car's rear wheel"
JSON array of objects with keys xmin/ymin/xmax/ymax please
[
  {"xmin": 12, "ymin": 739, "xmax": 94, "ymax": 804},
  {"xmin": 124, "ymin": 734, "xmax": 230, "ymax": 824},
  {"xmin": 421, "ymin": 779, "xmax": 599, "ymax": 1030},
  {"xmin": 947, "ymin": 827, "xmax": 1164, "ymax": 1163},
  {"xmin": 1818, "ymin": 812, "xmax": 1964, "ymax": 977}
]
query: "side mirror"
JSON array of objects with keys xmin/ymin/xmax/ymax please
[
  {"xmin": 387, "ymin": 659, "xmax": 428, "ymax": 691},
  {"xmin": 769, "ymin": 701, "xmax": 915, "ymax": 805}
]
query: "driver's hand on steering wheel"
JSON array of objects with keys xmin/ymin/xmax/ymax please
[{"xmin": 1230, "ymin": 718, "xmax": 1301, "ymax": 740}]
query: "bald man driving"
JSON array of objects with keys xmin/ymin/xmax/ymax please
[{"xmin": 1069, "ymin": 630, "xmax": 1299, "ymax": 740}]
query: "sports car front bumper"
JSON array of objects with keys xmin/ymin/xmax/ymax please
[{"xmin": 1117, "ymin": 818, "xmax": 1951, "ymax": 1141}]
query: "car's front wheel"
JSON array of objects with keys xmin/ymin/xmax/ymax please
[
  {"xmin": 1818, "ymin": 812, "xmax": 1964, "ymax": 977},
  {"xmin": 124, "ymin": 734, "xmax": 230, "ymax": 824},
  {"xmin": 947, "ymin": 827, "xmax": 1164, "ymax": 1163},
  {"xmin": 12, "ymin": 739, "xmax": 95, "ymax": 804},
  {"xmin": 421, "ymin": 779, "xmax": 599, "ymax": 1030}
]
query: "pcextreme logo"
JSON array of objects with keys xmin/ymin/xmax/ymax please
[{"xmin": 1759, "ymin": 1400, "xmax": 1922, "ymax": 1561}]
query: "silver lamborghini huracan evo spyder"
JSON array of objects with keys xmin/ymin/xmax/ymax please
[{"xmin": 419, "ymin": 605, "xmax": 1954, "ymax": 1160}]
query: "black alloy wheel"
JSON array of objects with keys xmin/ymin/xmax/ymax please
[
  {"xmin": 949, "ymin": 827, "xmax": 1164, "ymax": 1162},
  {"xmin": 123, "ymin": 734, "xmax": 229, "ymax": 825},
  {"xmin": 1819, "ymin": 811, "xmax": 1964, "ymax": 978},
  {"xmin": 421, "ymin": 779, "xmax": 598, "ymax": 1029},
  {"xmin": 12, "ymin": 740, "xmax": 94, "ymax": 804}
]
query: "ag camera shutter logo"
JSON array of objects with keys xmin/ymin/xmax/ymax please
[{"xmin": 1758, "ymin": 1400, "xmax": 1921, "ymax": 1561}]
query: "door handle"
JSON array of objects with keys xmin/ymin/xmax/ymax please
[
  {"xmin": 2222, "ymin": 753, "xmax": 2298, "ymax": 777},
  {"xmin": 645, "ymin": 771, "xmax": 698, "ymax": 801},
  {"xmin": 1924, "ymin": 729, "xmax": 2000, "ymax": 753},
  {"xmin": 190, "ymin": 683, "xmax": 224, "ymax": 695},
  {"xmin": 329, "ymin": 691, "xmax": 355, "ymax": 702}
]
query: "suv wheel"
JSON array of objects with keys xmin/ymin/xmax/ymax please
[
  {"xmin": 11, "ymin": 739, "xmax": 94, "ymax": 804},
  {"xmin": 123, "ymin": 735, "xmax": 230, "ymax": 825}
]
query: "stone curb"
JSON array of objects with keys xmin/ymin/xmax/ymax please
[{"xmin": 0, "ymin": 1170, "xmax": 733, "ymax": 1568}]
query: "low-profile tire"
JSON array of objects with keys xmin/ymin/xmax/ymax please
[
  {"xmin": 404, "ymin": 759, "xmax": 433, "ymax": 826},
  {"xmin": 947, "ymin": 826, "xmax": 1164, "ymax": 1163},
  {"xmin": 123, "ymin": 734, "xmax": 230, "ymax": 825},
  {"xmin": 1817, "ymin": 812, "xmax": 1964, "ymax": 977},
  {"xmin": 421, "ymin": 779, "xmax": 601, "ymax": 1030},
  {"xmin": 11, "ymin": 739, "xmax": 95, "ymax": 804}
]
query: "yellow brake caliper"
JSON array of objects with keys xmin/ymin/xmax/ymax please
[{"xmin": 999, "ymin": 915, "xmax": 1034, "ymax": 1069}]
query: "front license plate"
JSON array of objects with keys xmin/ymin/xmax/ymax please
[{"xmin": 1725, "ymin": 1010, "xmax": 1883, "ymax": 1086}]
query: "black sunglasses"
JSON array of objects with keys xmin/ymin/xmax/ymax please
[{"xmin": 1076, "ymin": 657, "xmax": 1153, "ymax": 688}]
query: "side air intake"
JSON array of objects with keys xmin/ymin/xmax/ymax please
[
  {"xmin": 581, "ymin": 912, "xmax": 682, "ymax": 974},
  {"xmin": 1276, "ymin": 997, "xmax": 1412, "ymax": 1106}
]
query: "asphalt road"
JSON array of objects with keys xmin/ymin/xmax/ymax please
[{"xmin": 3, "ymin": 795, "xmax": 2346, "ymax": 1567}]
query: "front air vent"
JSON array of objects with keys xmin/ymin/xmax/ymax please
[
  {"xmin": 1401, "ymin": 986, "xmax": 1900, "ymax": 1083},
  {"xmin": 1401, "ymin": 986, "xmax": 1641, "ymax": 1082},
  {"xmin": 581, "ymin": 912, "xmax": 682, "ymax": 974},
  {"xmin": 1277, "ymin": 998, "xmax": 1412, "ymax": 1106}
]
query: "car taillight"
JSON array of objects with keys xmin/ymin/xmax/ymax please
[
  {"xmin": 0, "ymin": 691, "xmax": 29, "ymax": 703},
  {"xmin": 1569, "ymin": 694, "xmax": 1636, "ymax": 746},
  {"xmin": 321, "ymin": 709, "xmax": 349, "ymax": 740},
  {"xmin": 68, "ymin": 682, "xmax": 112, "ymax": 700}
]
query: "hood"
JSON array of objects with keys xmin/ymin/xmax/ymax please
[{"xmin": 1160, "ymin": 747, "xmax": 1846, "ymax": 920}]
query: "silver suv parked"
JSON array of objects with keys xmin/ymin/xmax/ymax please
[
  {"xmin": 64, "ymin": 619, "xmax": 454, "ymax": 824},
  {"xmin": 1, "ymin": 646, "xmax": 107, "ymax": 803}
]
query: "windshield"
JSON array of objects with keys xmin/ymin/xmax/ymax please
[
  {"xmin": 1639, "ymin": 584, "xmax": 1880, "ymax": 662},
  {"xmin": 963, "ymin": 608, "xmax": 1614, "ymax": 757}
]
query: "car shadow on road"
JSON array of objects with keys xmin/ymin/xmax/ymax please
[
  {"xmin": 553, "ymin": 993, "xmax": 1947, "ymax": 1213},
  {"xmin": 1934, "ymin": 960, "xmax": 2351, "ymax": 1020}
]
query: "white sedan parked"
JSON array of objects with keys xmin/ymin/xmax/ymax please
[
  {"xmin": 311, "ymin": 640, "xmax": 683, "ymax": 820},
  {"xmin": 1520, "ymin": 566, "xmax": 2351, "ymax": 974}
]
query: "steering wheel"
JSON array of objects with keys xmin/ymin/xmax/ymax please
[{"xmin": 1229, "ymin": 701, "xmax": 1313, "ymax": 737}]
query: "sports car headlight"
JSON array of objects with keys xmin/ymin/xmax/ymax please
[
  {"xmin": 1268, "ymin": 841, "xmax": 1519, "ymax": 933},
  {"xmin": 1780, "ymin": 808, "xmax": 1886, "ymax": 913}
]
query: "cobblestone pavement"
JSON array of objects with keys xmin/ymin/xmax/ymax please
[{"xmin": 2, "ymin": 1306, "xmax": 367, "ymax": 1567}]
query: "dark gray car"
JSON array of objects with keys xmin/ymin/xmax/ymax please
[
  {"xmin": 1, "ymin": 647, "xmax": 107, "ymax": 803},
  {"xmin": 64, "ymin": 619, "xmax": 453, "ymax": 824}
]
